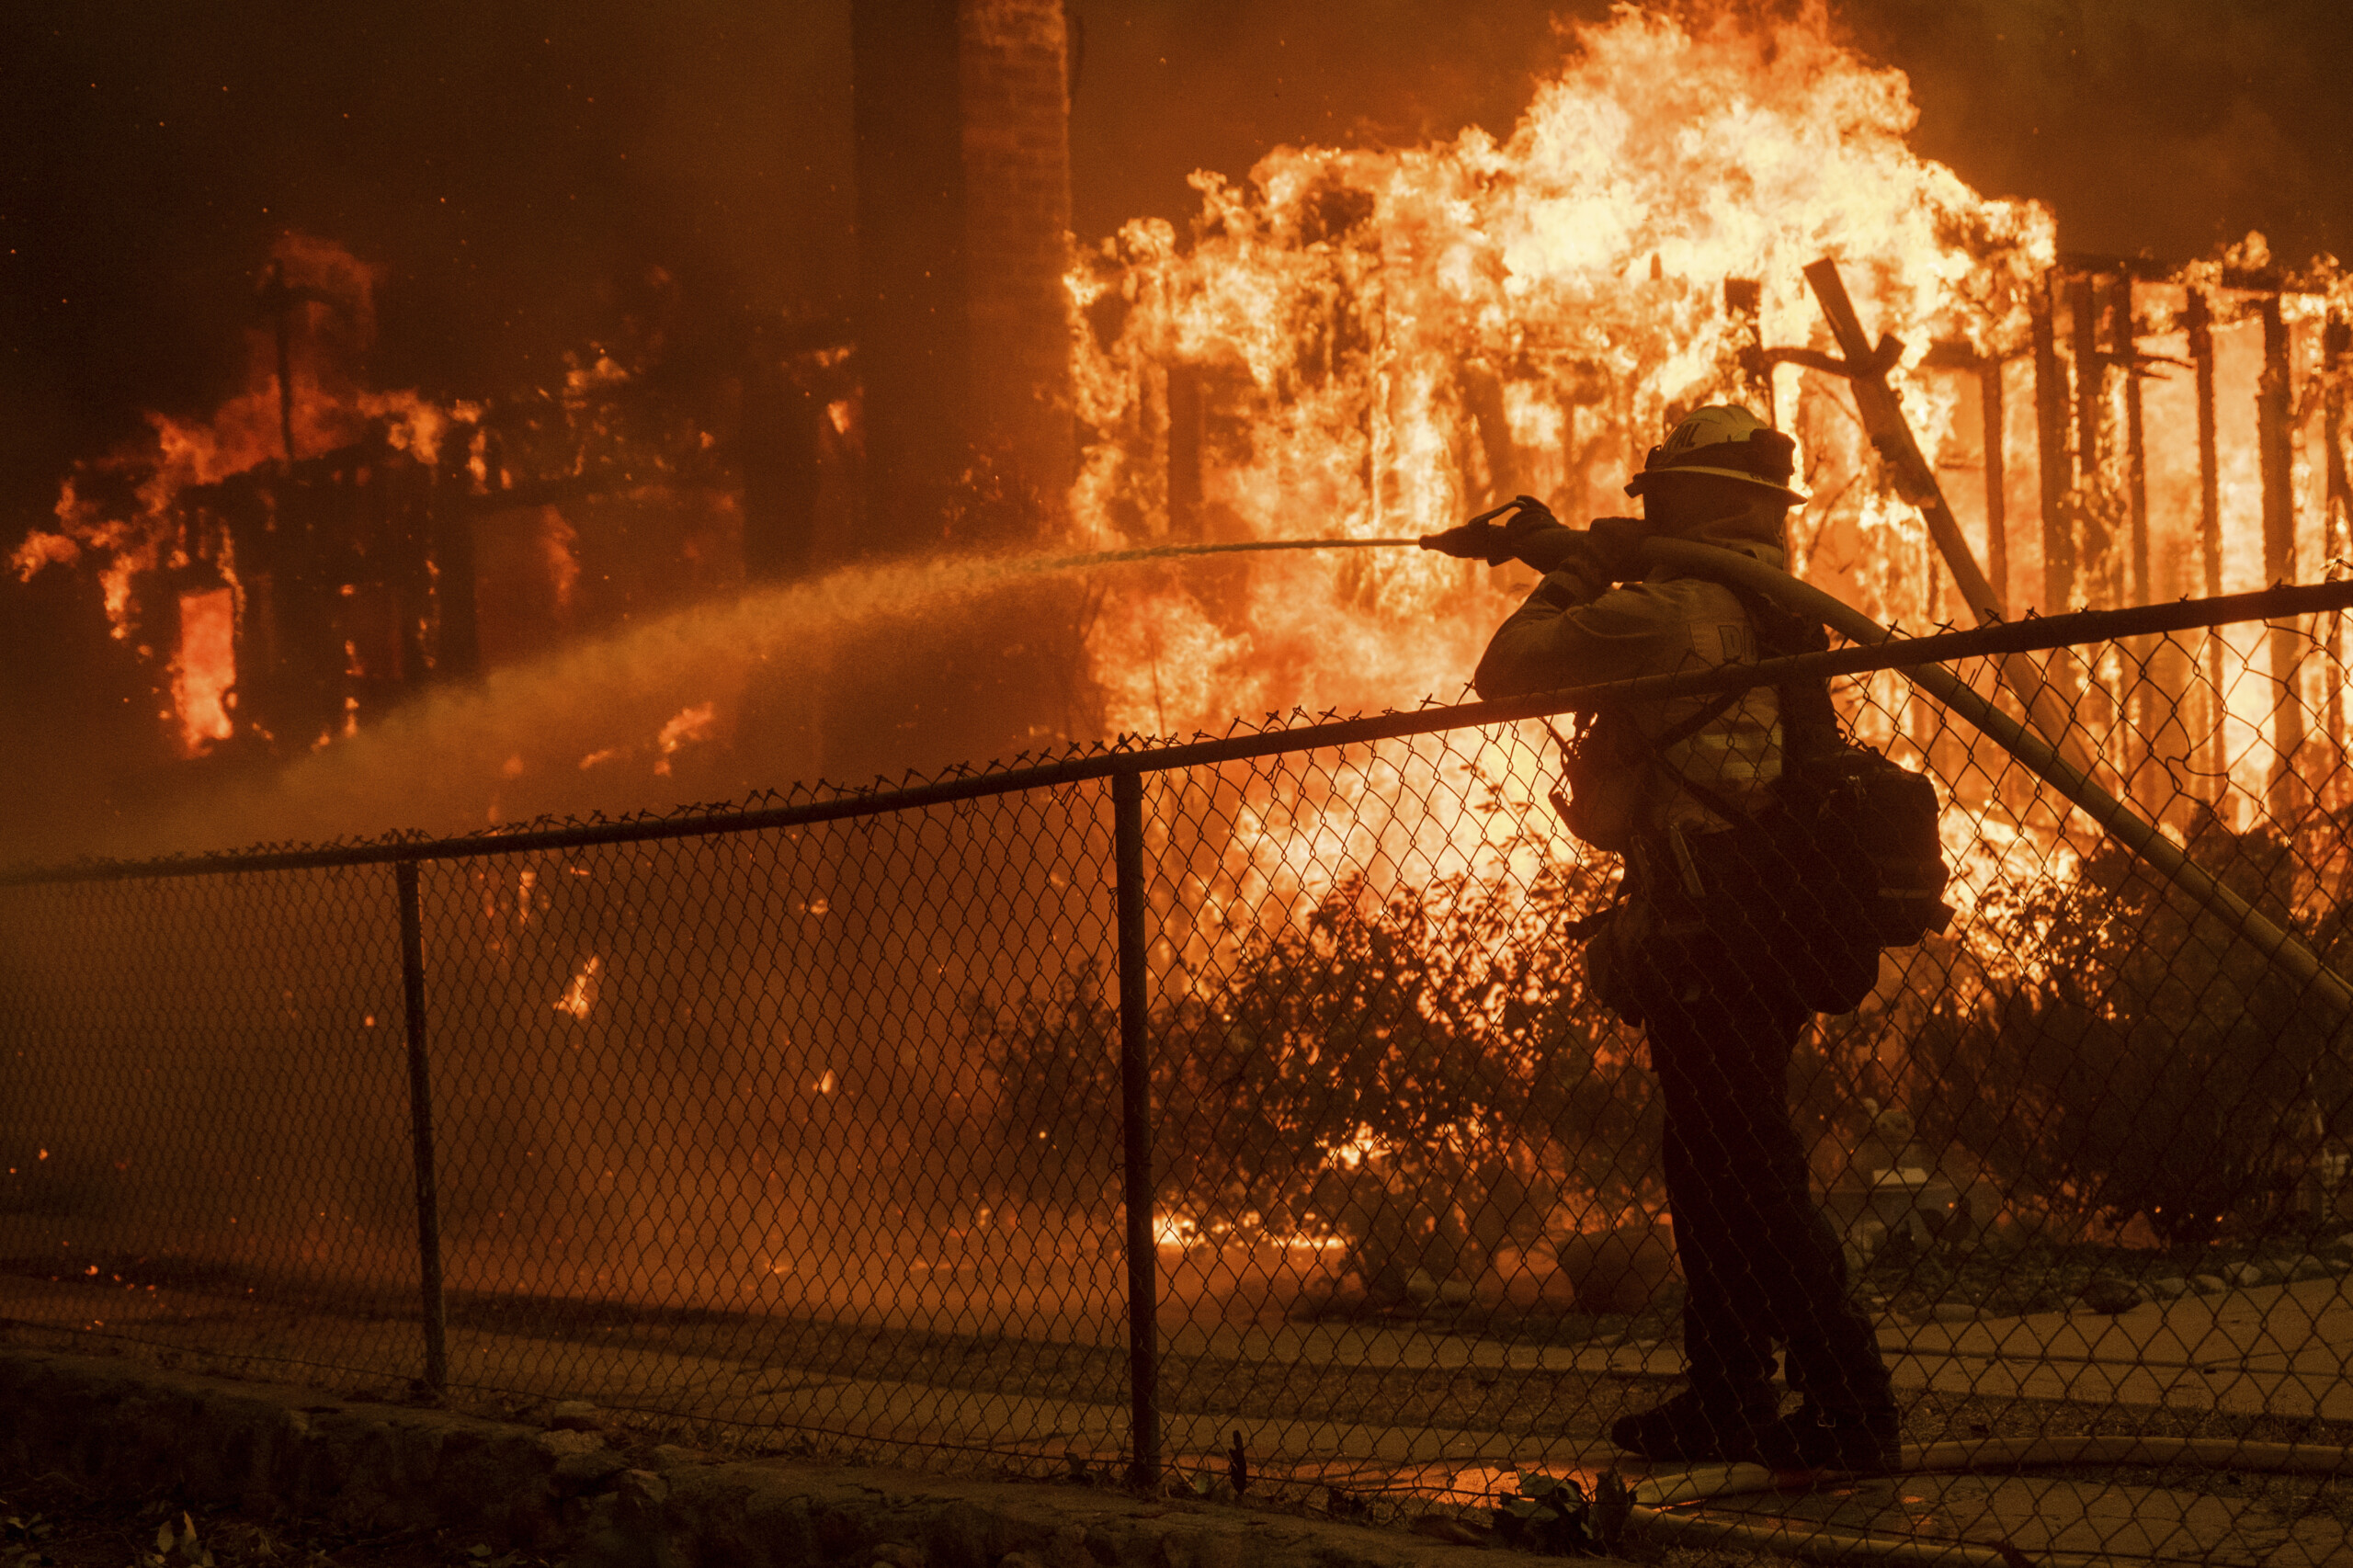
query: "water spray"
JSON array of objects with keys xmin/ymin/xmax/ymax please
[{"xmin": 1041, "ymin": 537, "xmax": 1422, "ymax": 571}]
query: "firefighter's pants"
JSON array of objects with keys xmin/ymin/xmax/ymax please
[{"xmin": 1639, "ymin": 949, "xmax": 1895, "ymax": 1417}]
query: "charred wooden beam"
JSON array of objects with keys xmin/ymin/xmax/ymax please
[
  {"xmin": 2259, "ymin": 294, "xmax": 2298, "ymax": 585},
  {"xmin": 2259, "ymin": 291, "xmax": 2307, "ymax": 820},
  {"xmin": 2188, "ymin": 290, "xmax": 2224, "ymax": 601},
  {"xmin": 2111, "ymin": 274, "xmax": 2164, "ymax": 800},
  {"xmin": 2056, "ymin": 249, "xmax": 2301, "ymax": 296},
  {"xmin": 255, "ymin": 262, "xmax": 336, "ymax": 466},
  {"xmin": 2187, "ymin": 286, "xmax": 2230, "ymax": 807},
  {"xmin": 1802, "ymin": 260, "xmax": 2002, "ymax": 619},
  {"xmin": 2069, "ymin": 270, "xmax": 2123, "ymax": 611},
  {"xmin": 2031, "ymin": 277, "xmax": 2075, "ymax": 612},
  {"xmin": 2117, "ymin": 275, "xmax": 2150, "ymax": 605},
  {"xmin": 2068, "ymin": 272, "xmax": 2104, "ymax": 529},
  {"xmin": 1802, "ymin": 258, "xmax": 2099, "ymax": 777},
  {"xmin": 1979, "ymin": 358, "xmax": 2007, "ymax": 612}
]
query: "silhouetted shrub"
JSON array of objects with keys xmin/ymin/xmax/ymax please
[
  {"xmin": 1907, "ymin": 812, "xmax": 2347, "ymax": 1244},
  {"xmin": 976, "ymin": 860, "xmax": 1657, "ymax": 1275}
]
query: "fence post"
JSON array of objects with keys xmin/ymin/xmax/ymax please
[
  {"xmin": 395, "ymin": 859, "xmax": 449, "ymax": 1400},
  {"xmin": 1112, "ymin": 769, "xmax": 1160, "ymax": 1489}
]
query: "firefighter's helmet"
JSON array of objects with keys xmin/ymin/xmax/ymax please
[{"xmin": 1624, "ymin": 405, "xmax": 1805, "ymax": 506}]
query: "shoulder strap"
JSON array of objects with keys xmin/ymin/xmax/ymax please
[
  {"xmin": 1654, "ymin": 688, "xmax": 1744, "ymax": 752},
  {"xmin": 1717, "ymin": 578, "xmax": 1843, "ymax": 759}
]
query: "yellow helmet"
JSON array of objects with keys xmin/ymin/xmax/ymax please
[{"xmin": 1623, "ymin": 405, "xmax": 1805, "ymax": 506}]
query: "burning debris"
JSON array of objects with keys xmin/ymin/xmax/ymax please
[{"xmin": 11, "ymin": 234, "xmax": 846, "ymax": 777}]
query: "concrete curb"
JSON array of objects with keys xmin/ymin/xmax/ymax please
[{"xmin": 0, "ymin": 1349, "xmax": 1565, "ymax": 1568}]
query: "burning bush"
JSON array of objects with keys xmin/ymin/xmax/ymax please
[
  {"xmin": 1904, "ymin": 810, "xmax": 2353, "ymax": 1245},
  {"xmin": 977, "ymin": 858, "xmax": 1660, "ymax": 1290}
]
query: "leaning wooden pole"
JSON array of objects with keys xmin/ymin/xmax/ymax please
[
  {"xmin": 2258, "ymin": 291, "xmax": 2308, "ymax": 824},
  {"xmin": 1802, "ymin": 259, "xmax": 2099, "ymax": 778}
]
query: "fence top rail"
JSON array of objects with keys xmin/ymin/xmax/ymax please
[{"xmin": 5, "ymin": 577, "xmax": 2347, "ymax": 889}]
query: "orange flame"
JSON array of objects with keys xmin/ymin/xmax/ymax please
[
  {"xmin": 171, "ymin": 586, "xmax": 237, "ymax": 756},
  {"xmin": 1065, "ymin": 1, "xmax": 2347, "ymax": 943},
  {"xmin": 14, "ymin": 233, "xmax": 464, "ymax": 751},
  {"xmin": 1068, "ymin": 3, "xmax": 2053, "ymax": 746}
]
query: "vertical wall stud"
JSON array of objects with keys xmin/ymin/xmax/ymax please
[
  {"xmin": 2259, "ymin": 292, "xmax": 2306, "ymax": 821},
  {"xmin": 2032, "ymin": 274, "xmax": 2075, "ymax": 615},
  {"xmin": 2188, "ymin": 288, "xmax": 2230, "ymax": 805},
  {"xmin": 1980, "ymin": 357, "xmax": 2008, "ymax": 614}
]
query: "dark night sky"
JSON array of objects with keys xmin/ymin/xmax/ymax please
[{"xmin": 6, "ymin": 0, "xmax": 2352, "ymax": 530}]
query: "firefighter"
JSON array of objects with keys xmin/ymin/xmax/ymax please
[{"xmin": 1423, "ymin": 405, "xmax": 1901, "ymax": 1473}]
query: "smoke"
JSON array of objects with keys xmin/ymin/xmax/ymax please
[
  {"xmin": 1842, "ymin": 0, "xmax": 2353, "ymax": 262},
  {"xmin": 1067, "ymin": 1, "xmax": 1603, "ymax": 240},
  {"xmin": 9, "ymin": 0, "xmax": 2347, "ymax": 504},
  {"xmin": 1068, "ymin": 1, "xmax": 2353, "ymax": 267}
]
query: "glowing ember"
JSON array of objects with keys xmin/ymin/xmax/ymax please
[
  {"xmin": 654, "ymin": 700, "xmax": 718, "ymax": 777},
  {"xmin": 554, "ymin": 954, "xmax": 603, "ymax": 1021}
]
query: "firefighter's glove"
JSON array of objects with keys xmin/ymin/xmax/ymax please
[
  {"xmin": 1583, "ymin": 516, "xmax": 1651, "ymax": 581},
  {"xmin": 1494, "ymin": 497, "xmax": 1581, "ymax": 572},
  {"xmin": 1497, "ymin": 503, "xmax": 1653, "ymax": 585},
  {"xmin": 1421, "ymin": 495, "xmax": 1580, "ymax": 570}
]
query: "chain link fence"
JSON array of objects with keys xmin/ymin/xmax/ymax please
[{"xmin": 6, "ymin": 583, "xmax": 2353, "ymax": 1562}]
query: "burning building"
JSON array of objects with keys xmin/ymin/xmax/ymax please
[
  {"xmin": 1061, "ymin": 9, "xmax": 2351, "ymax": 841},
  {"xmin": 9, "ymin": 0, "xmax": 1087, "ymax": 846},
  {"xmin": 16, "ymin": 235, "xmax": 797, "ymax": 768},
  {"xmin": 6, "ymin": 3, "xmax": 2348, "ymax": 862}
]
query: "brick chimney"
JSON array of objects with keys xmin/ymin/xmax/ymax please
[{"xmin": 851, "ymin": 0, "xmax": 1075, "ymax": 553}]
